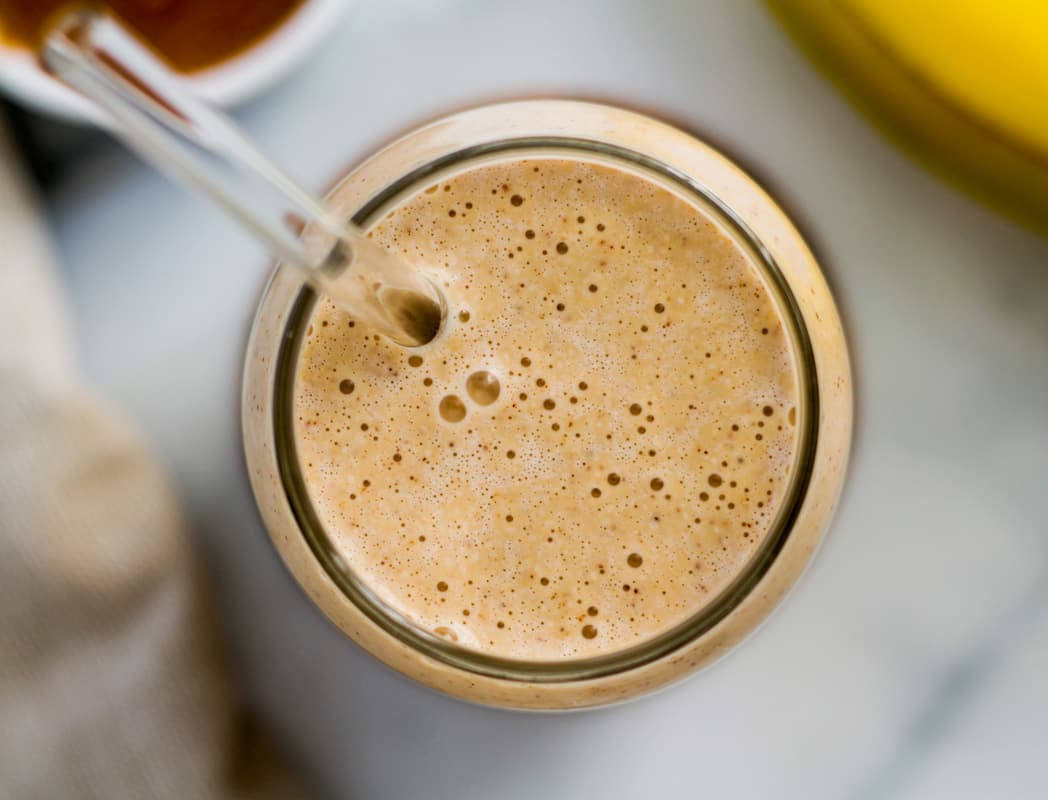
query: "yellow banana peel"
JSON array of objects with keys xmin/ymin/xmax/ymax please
[{"xmin": 768, "ymin": 0, "xmax": 1048, "ymax": 235}]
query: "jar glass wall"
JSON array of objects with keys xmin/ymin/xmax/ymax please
[{"xmin": 242, "ymin": 100, "xmax": 852, "ymax": 709}]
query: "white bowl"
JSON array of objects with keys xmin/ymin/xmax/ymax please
[{"xmin": 0, "ymin": 0, "xmax": 350, "ymax": 124}]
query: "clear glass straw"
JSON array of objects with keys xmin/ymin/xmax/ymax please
[{"xmin": 40, "ymin": 8, "xmax": 446, "ymax": 347}]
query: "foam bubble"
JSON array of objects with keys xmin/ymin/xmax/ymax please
[
  {"xmin": 466, "ymin": 371, "xmax": 500, "ymax": 406},
  {"xmin": 439, "ymin": 395, "xmax": 467, "ymax": 423}
]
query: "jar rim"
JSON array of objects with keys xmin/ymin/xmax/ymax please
[{"xmin": 269, "ymin": 129, "xmax": 820, "ymax": 684}]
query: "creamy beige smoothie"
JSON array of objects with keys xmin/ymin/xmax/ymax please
[
  {"xmin": 294, "ymin": 157, "xmax": 798, "ymax": 660},
  {"xmin": 243, "ymin": 100, "xmax": 852, "ymax": 709}
]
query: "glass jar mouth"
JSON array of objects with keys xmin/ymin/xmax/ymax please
[{"xmin": 270, "ymin": 137, "xmax": 820, "ymax": 684}]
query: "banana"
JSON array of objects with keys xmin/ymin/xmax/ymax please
[{"xmin": 768, "ymin": 0, "xmax": 1048, "ymax": 234}]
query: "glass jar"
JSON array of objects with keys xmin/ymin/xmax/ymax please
[{"xmin": 242, "ymin": 100, "xmax": 852, "ymax": 710}]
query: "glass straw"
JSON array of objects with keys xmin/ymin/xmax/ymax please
[{"xmin": 40, "ymin": 8, "xmax": 446, "ymax": 347}]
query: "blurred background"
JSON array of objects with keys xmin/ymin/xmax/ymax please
[{"xmin": 2, "ymin": 0, "xmax": 1047, "ymax": 797}]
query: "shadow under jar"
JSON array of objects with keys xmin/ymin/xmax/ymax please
[{"xmin": 242, "ymin": 100, "xmax": 852, "ymax": 710}]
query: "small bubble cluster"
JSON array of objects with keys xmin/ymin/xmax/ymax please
[{"xmin": 294, "ymin": 157, "xmax": 800, "ymax": 660}]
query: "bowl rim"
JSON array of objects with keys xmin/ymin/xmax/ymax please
[{"xmin": 0, "ymin": 0, "xmax": 350, "ymax": 124}]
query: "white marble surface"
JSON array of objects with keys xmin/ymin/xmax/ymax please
[{"xmin": 43, "ymin": 0, "xmax": 1048, "ymax": 797}]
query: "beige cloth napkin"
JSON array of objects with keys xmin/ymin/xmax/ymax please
[{"xmin": 0, "ymin": 120, "xmax": 306, "ymax": 799}]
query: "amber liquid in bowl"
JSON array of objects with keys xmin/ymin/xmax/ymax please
[{"xmin": 0, "ymin": 0, "xmax": 306, "ymax": 71}]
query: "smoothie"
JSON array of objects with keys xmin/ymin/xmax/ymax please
[{"xmin": 294, "ymin": 157, "xmax": 799, "ymax": 660}]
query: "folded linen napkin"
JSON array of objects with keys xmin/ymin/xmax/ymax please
[{"xmin": 0, "ymin": 118, "xmax": 306, "ymax": 800}]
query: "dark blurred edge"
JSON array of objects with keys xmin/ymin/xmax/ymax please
[{"xmin": 2, "ymin": 99, "xmax": 110, "ymax": 191}]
